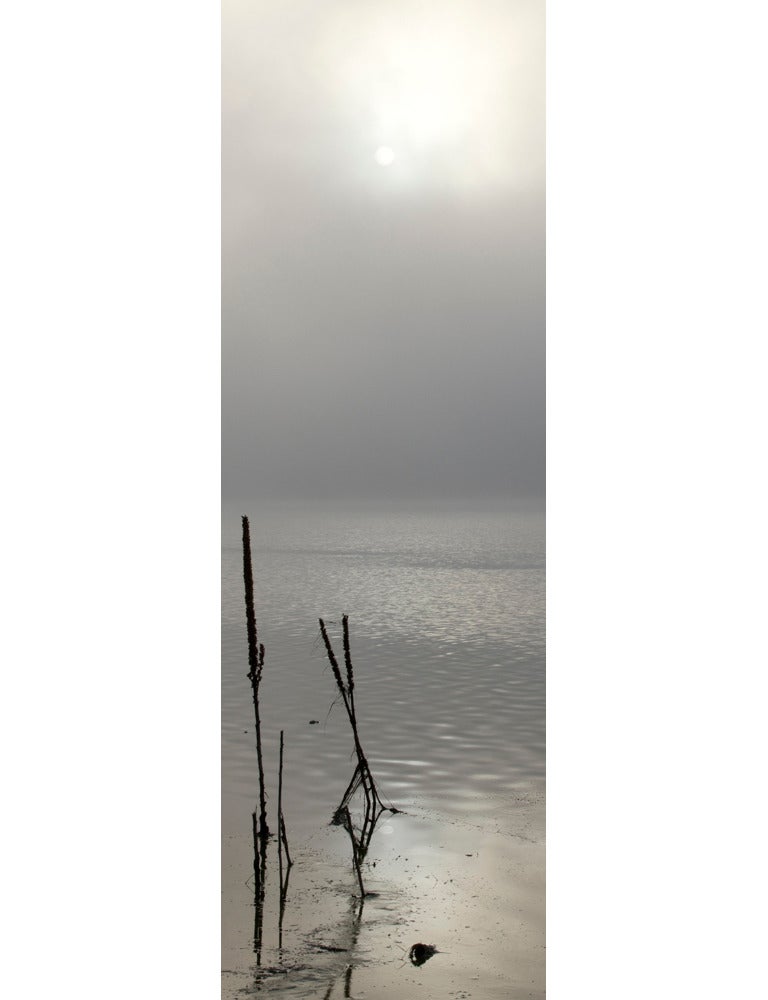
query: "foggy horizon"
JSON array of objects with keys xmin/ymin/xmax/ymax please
[{"xmin": 223, "ymin": 0, "xmax": 544, "ymax": 506}]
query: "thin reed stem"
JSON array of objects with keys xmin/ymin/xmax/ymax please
[
  {"xmin": 342, "ymin": 614, "xmax": 355, "ymax": 708},
  {"xmin": 277, "ymin": 729, "xmax": 293, "ymax": 868},
  {"xmin": 318, "ymin": 617, "xmax": 382, "ymax": 810},
  {"xmin": 277, "ymin": 729, "xmax": 285, "ymax": 886},
  {"xmin": 242, "ymin": 515, "xmax": 269, "ymax": 839}
]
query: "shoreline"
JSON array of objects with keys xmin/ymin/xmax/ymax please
[{"xmin": 222, "ymin": 786, "xmax": 544, "ymax": 999}]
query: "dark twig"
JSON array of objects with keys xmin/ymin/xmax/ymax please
[
  {"xmin": 277, "ymin": 729, "xmax": 293, "ymax": 876},
  {"xmin": 319, "ymin": 616, "xmax": 402, "ymax": 898},
  {"xmin": 342, "ymin": 615, "xmax": 355, "ymax": 707},
  {"xmin": 277, "ymin": 729, "xmax": 283, "ymax": 894},
  {"xmin": 318, "ymin": 616, "xmax": 388, "ymax": 816},
  {"xmin": 242, "ymin": 515, "xmax": 269, "ymax": 840},
  {"xmin": 278, "ymin": 730, "xmax": 293, "ymax": 868}
]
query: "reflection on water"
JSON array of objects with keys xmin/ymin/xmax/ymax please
[
  {"xmin": 223, "ymin": 506, "xmax": 544, "ymax": 818},
  {"xmin": 222, "ymin": 504, "xmax": 545, "ymax": 998}
]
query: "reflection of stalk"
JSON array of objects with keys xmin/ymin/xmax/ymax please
[
  {"xmin": 343, "ymin": 896, "xmax": 363, "ymax": 1000},
  {"xmin": 242, "ymin": 515, "xmax": 269, "ymax": 840},
  {"xmin": 321, "ymin": 895, "xmax": 364, "ymax": 1000},
  {"xmin": 251, "ymin": 810, "xmax": 260, "ymax": 889},
  {"xmin": 251, "ymin": 811, "xmax": 267, "ymax": 963},
  {"xmin": 343, "ymin": 807, "xmax": 366, "ymax": 898},
  {"xmin": 278, "ymin": 864, "xmax": 291, "ymax": 954}
]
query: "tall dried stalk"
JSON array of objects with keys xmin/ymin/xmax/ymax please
[
  {"xmin": 318, "ymin": 616, "xmax": 388, "ymax": 817},
  {"xmin": 319, "ymin": 615, "xmax": 400, "ymax": 896},
  {"xmin": 242, "ymin": 515, "xmax": 269, "ymax": 840}
]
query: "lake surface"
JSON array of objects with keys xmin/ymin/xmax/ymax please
[{"xmin": 222, "ymin": 502, "xmax": 545, "ymax": 998}]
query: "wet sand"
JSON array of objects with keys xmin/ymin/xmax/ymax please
[{"xmin": 222, "ymin": 789, "xmax": 544, "ymax": 999}]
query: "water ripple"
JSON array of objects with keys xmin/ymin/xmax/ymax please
[{"xmin": 223, "ymin": 507, "xmax": 544, "ymax": 830}]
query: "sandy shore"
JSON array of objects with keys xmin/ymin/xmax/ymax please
[{"xmin": 222, "ymin": 785, "xmax": 544, "ymax": 999}]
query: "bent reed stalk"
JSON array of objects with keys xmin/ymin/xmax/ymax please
[
  {"xmin": 319, "ymin": 615, "xmax": 400, "ymax": 896},
  {"xmin": 318, "ymin": 616, "xmax": 390, "ymax": 816}
]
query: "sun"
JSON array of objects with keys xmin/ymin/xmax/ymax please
[
  {"xmin": 320, "ymin": 2, "xmax": 540, "ymax": 192},
  {"xmin": 374, "ymin": 146, "xmax": 395, "ymax": 166},
  {"xmin": 328, "ymin": 13, "xmax": 492, "ymax": 185}
]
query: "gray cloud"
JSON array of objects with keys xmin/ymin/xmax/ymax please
[{"xmin": 223, "ymin": 0, "xmax": 544, "ymax": 503}]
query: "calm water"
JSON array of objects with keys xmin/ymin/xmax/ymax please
[{"xmin": 222, "ymin": 503, "xmax": 545, "ymax": 998}]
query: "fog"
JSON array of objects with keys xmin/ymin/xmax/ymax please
[{"xmin": 223, "ymin": 0, "xmax": 544, "ymax": 504}]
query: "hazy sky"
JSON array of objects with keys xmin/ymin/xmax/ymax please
[{"xmin": 223, "ymin": 0, "xmax": 544, "ymax": 503}]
